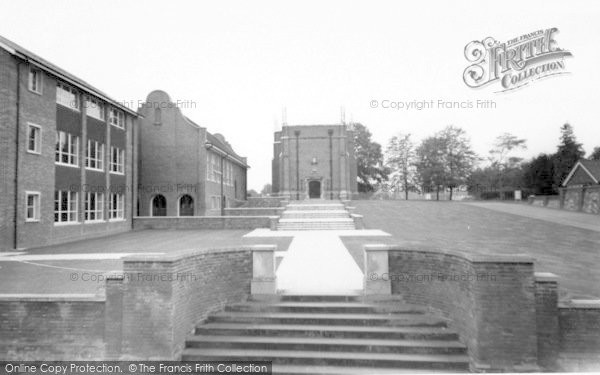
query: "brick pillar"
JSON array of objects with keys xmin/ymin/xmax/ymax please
[
  {"xmin": 104, "ymin": 274, "xmax": 124, "ymax": 359},
  {"xmin": 579, "ymin": 187, "xmax": 586, "ymax": 212},
  {"xmin": 535, "ymin": 272, "xmax": 559, "ymax": 370}
]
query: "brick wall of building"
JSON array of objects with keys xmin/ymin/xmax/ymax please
[
  {"xmin": 388, "ymin": 247, "xmax": 538, "ymax": 371},
  {"xmin": 272, "ymin": 124, "xmax": 357, "ymax": 199},
  {"xmin": 0, "ymin": 296, "xmax": 106, "ymax": 360},
  {"xmin": 0, "ymin": 49, "xmax": 18, "ymax": 250}
]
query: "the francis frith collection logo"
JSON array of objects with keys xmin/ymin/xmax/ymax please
[{"xmin": 463, "ymin": 28, "xmax": 572, "ymax": 92}]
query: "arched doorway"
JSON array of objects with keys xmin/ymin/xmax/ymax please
[
  {"xmin": 308, "ymin": 180, "xmax": 321, "ymax": 199},
  {"xmin": 179, "ymin": 195, "xmax": 194, "ymax": 216},
  {"xmin": 151, "ymin": 194, "xmax": 167, "ymax": 216}
]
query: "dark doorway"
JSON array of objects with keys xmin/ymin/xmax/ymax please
[
  {"xmin": 179, "ymin": 195, "xmax": 194, "ymax": 216},
  {"xmin": 308, "ymin": 180, "xmax": 321, "ymax": 199},
  {"xmin": 151, "ymin": 194, "xmax": 167, "ymax": 216}
]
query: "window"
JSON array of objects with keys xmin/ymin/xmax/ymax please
[
  {"xmin": 55, "ymin": 131, "xmax": 79, "ymax": 166},
  {"xmin": 211, "ymin": 195, "xmax": 221, "ymax": 209},
  {"xmin": 109, "ymin": 109, "xmax": 124, "ymax": 129},
  {"xmin": 56, "ymin": 82, "xmax": 79, "ymax": 110},
  {"xmin": 25, "ymin": 191, "xmax": 40, "ymax": 222},
  {"xmin": 109, "ymin": 193, "xmax": 124, "ymax": 220},
  {"xmin": 54, "ymin": 190, "xmax": 78, "ymax": 223},
  {"xmin": 27, "ymin": 123, "xmax": 42, "ymax": 154},
  {"xmin": 86, "ymin": 140, "xmax": 104, "ymax": 171},
  {"xmin": 85, "ymin": 192, "xmax": 104, "ymax": 222},
  {"xmin": 207, "ymin": 153, "xmax": 221, "ymax": 182},
  {"xmin": 28, "ymin": 67, "xmax": 42, "ymax": 94},
  {"xmin": 86, "ymin": 97, "xmax": 105, "ymax": 120},
  {"xmin": 110, "ymin": 146, "xmax": 124, "ymax": 174}
]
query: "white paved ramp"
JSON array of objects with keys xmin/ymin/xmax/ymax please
[{"xmin": 275, "ymin": 231, "xmax": 364, "ymax": 295}]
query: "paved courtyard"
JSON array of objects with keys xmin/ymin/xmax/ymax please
[
  {"xmin": 351, "ymin": 200, "xmax": 600, "ymax": 300},
  {"xmin": 0, "ymin": 230, "xmax": 292, "ymax": 294}
]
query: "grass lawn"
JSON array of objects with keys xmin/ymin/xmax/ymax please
[{"xmin": 351, "ymin": 200, "xmax": 600, "ymax": 301}]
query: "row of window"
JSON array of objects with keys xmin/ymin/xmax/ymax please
[
  {"xmin": 25, "ymin": 191, "xmax": 124, "ymax": 223},
  {"xmin": 206, "ymin": 153, "xmax": 235, "ymax": 186},
  {"xmin": 29, "ymin": 67, "xmax": 125, "ymax": 128},
  {"xmin": 27, "ymin": 125, "xmax": 125, "ymax": 173}
]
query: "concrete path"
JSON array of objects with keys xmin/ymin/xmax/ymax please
[
  {"xmin": 245, "ymin": 229, "xmax": 391, "ymax": 295},
  {"xmin": 463, "ymin": 202, "xmax": 600, "ymax": 233}
]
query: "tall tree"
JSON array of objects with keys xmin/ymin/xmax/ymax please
[
  {"xmin": 590, "ymin": 147, "xmax": 600, "ymax": 160},
  {"xmin": 352, "ymin": 123, "xmax": 389, "ymax": 192},
  {"xmin": 385, "ymin": 133, "xmax": 417, "ymax": 200},
  {"xmin": 415, "ymin": 136, "xmax": 447, "ymax": 200},
  {"xmin": 489, "ymin": 133, "xmax": 527, "ymax": 169},
  {"xmin": 260, "ymin": 184, "xmax": 272, "ymax": 196},
  {"xmin": 553, "ymin": 123, "xmax": 585, "ymax": 188},
  {"xmin": 522, "ymin": 154, "xmax": 555, "ymax": 195},
  {"xmin": 436, "ymin": 126, "xmax": 478, "ymax": 200}
]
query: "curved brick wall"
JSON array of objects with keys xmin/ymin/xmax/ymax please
[{"xmin": 386, "ymin": 245, "xmax": 538, "ymax": 371}]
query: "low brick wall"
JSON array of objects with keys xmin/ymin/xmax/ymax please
[
  {"xmin": 528, "ymin": 195, "xmax": 560, "ymax": 208},
  {"xmin": 0, "ymin": 245, "xmax": 266, "ymax": 360},
  {"xmin": 557, "ymin": 300, "xmax": 600, "ymax": 371},
  {"xmin": 224, "ymin": 207, "xmax": 285, "ymax": 216},
  {"xmin": 385, "ymin": 244, "xmax": 537, "ymax": 371},
  {"xmin": 132, "ymin": 216, "xmax": 273, "ymax": 230},
  {"xmin": 0, "ymin": 294, "xmax": 106, "ymax": 360},
  {"xmin": 111, "ymin": 246, "xmax": 259, "ymax": 359}
]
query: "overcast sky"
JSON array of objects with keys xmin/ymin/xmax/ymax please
[{"xmin": 1, "ymin": 0, "xmax": 599, "ymax": 190}]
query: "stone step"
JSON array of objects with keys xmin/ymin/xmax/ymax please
[
  {"xmin": 249, "ymin": 295, "xmax": 364, "ymax": 303},
  {"xmin": 285, "ymin": 204, "xmax": 346, "ymax": 211},
  {"xmin": 277, "ymin": 226, "xmax": 356, "ymax": 231},
  {"xmin": 279, "ymin": 218, "xmax": 354, "ymax": 223},
  {"xmin": 207, "ymin": 311, "xmax": 448, "ymax": 327},
  {"xmin": 180, "ymin": 348, "xmax": 470, "ymax": 370},
  {"xmin": 282, "ymin": 210, "xmax": 350, "ymax": 219},
  {"xmin": 271, "ymin": 364, "xmax": 462, "ymax": 374},
  {"xmin": 225, "ymin": 301, "xmax": 426, "ymax": 314},
  {"xmin": 185, "ymin": 335, "xmax": 467, "ymax": 355},
  {"xmin": 194, "ymin": 323, "xmax": 460, "ymax": 340}
]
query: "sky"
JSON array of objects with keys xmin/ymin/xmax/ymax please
[{"xmin": 1, "ymin": 0, "xmax": 599, "ymax": 190}]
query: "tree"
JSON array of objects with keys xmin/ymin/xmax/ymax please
[
  {"xmin": 247, "ymin": 189, "xmax": 259, "ymax": 197},
  {"xmin": 590, "ymin": 147, "xmax": 600, "ymax": 160},
  {"xmin": 415, "ymin": 136, "xmax": 447, "ymax": 200},
  {"xmin": 385, "ymin": 133, "xmax": 418, "ymax": 200},
  {"xmin": 553, "ymin": 123, "xmax": 585, "ymax": 188},
  {"xmin": 522, "ymin": 154, "xmax": 555, "ymax": 195},
  {"xmin": 260, "ymin": 184, "xmax": 272, "ymax": 196},
  {"xmin": 352, "ymin": 123, "xmax": 389, "ymax": 192},
  {"xmin": 436, "ymin": 126, "xmax": 478, "ymax": 200},
  {"xmin": 489, "ymin": 133, "xmax": 527, "ymax": 169}
]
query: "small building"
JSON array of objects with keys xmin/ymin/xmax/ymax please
[
  {"xmin": 0, "ymin": 35, "xmax": 139, "ymax": 250},
  {"xmin": 137, "ymin": 90, "xmax": 248, "ymax": 217},
  {"xmin": 560, "ymin": 159, "xmax": 600, "ymax": 214},
  {"xmin": 271, "ymin": 124, "xmax": 358, "ymax": 200}
]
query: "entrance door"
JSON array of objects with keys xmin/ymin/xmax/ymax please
[
  {"xmin": 308, "ymin": 180, "xmax": 321, "ymax": 199},
  {"xmin": 179, "ymin": 195, "xmax": 194, "ymax": 216}
]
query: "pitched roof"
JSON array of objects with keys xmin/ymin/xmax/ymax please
[
  {"xmin": 206, "ymin": 132, "xmax": 248, "ymax": 167},
  {"xmin": 580, "ymin": 159, "xmax": 600, "ymax": 180},
  {"xmin": 563, "ymin": 159, "xmax": 600, "ymax": 186},
  {"xmin": 0, "ymin": 34, "xmax": 137, "ymax": 116}
]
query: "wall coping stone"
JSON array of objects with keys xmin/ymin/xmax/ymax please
[
  {"xmin": 535, "ymin": 272, "xmax": 559, "ymax": 282},
  {"xmin": 365, "ymin": 243, "xmax": 535, "ymax": 264},
  {"xmin": 133, "ymin": 216, "xmax": 275, "ymax": 219},
  {"xmin": 123, "ymin": 244, "xmax": 277, "ymax": 263},
  {"xmin": 0, "ymin": 293, "xmax": 104, "ymax": 302},
  {"xmin": 559, "ymin": 299, "xmax": 600, "ymax": 309}
]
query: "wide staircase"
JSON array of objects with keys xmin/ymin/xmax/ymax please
[
  {"xmin": 181, "ymin": 295, "xmax": 469, "ymax": 374},
  {"xmin": 277, "ymin": 200, "xmax": 356, "ymax": 231}
]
